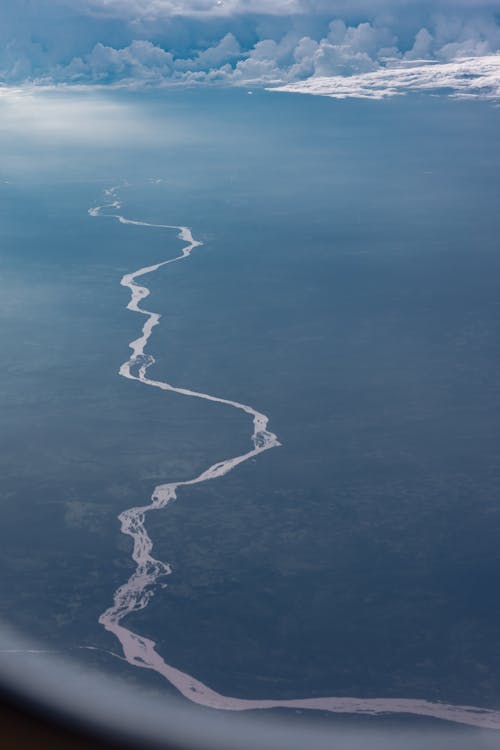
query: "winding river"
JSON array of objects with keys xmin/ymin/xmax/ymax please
[{"xmin": 89, "ymin": 185, "xmax": 500, "ymax": 730}]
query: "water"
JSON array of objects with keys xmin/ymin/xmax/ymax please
[{"xmin": 1, "ymin": 87, "xmax": 500, "ymax": 729}]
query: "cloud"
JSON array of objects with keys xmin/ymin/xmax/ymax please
[
  {"xmin": 272, "ymin": 54, "xmax": 500, "ymax": 100},
  {"xmin": 80, "ymin": 0, "xmax": 500, "ymax": 20},
  {"xmin": 1, "ymin": 0, "xmax": 500, "ymax": 100},
  {"xmin": 174, "ymin": 32, "xmax": 241, "ymax": 71},
  {"xmin": 83, "ymin": 0, "xmax": 310, "ymax": 20},
  {"xmin": 57, "ymin": 40, "xmax": 175, "ymax": 83}
]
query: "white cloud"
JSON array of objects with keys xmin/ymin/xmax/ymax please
[
  {"xmin": 84, "ymin": 0, "xmax": 306, "ymax": 19},
  {"xmin": 1, "ymin": 0, "xmax": 500, "ymax": 101},
  {"xmin": 81, "ymin": 0, "xmax": 500, "ymax": 20},
  {"xmin": 174, "ymin": 32, "xmax": 241, "ymax": 71},
  {"xmin": 81, "ymin": 40, "xmax": 174, "ymax": 82},
  {"xmin": 404, "ymin": 28, "xmax": 434, "ymax": 60},
  {"xmin": 272, "ymin": 54, "xmax": 500, "ymax": 100},
  {"xmin": 304, "ymin": 20, "xmax": 400, "ymax": 77}
]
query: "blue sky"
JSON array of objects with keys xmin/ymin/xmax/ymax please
[{"xmin": 1, "ymin": 0, "xmax": 500, "ymax": 97}]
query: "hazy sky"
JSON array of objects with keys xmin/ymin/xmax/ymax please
[{"xmin": 1, "ymin": 0, "xmax": 499, "ymax": 96}]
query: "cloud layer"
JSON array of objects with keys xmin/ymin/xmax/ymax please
[
  {"xmin": 274, "ymin": 54, "xmax": 500, "ymax": 100},
  {"xmin": 1, "ymin": 0, "xmax": 500, "ymax": 99}
]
